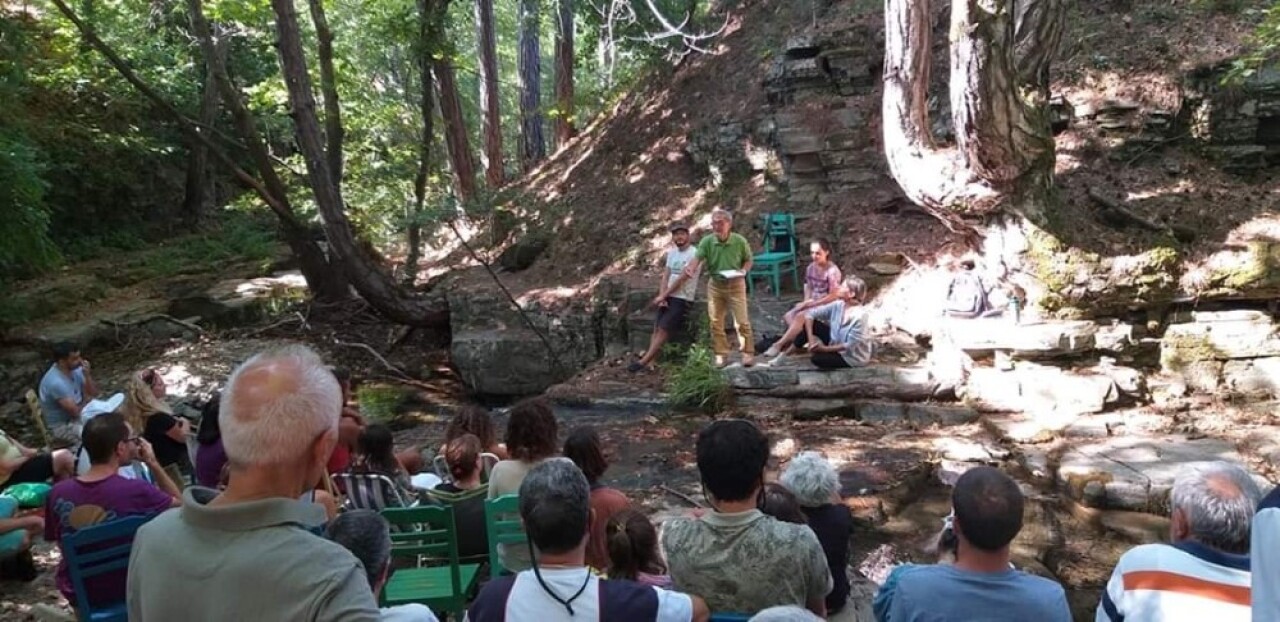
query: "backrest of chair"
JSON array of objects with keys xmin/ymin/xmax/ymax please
[
  {"xmin": 62, "ymin": 515, "xmax": 151, "ymax": 617},
  {"xmin": 331, "ymin": 472, "xmax": 408, "ymax": 511},
  {"xmin": 382, "ymin": 505, "xmax": 463, "ymax": 595},
  {"xmin": 762, "ymin": 213, "xmax": 796, "ymax": 254},
  {"xmin": 432, "ymin": 454, "xmax": 453, "ymax": 484},
  {"xmin": 708, "ymin": 614, "xmax": 752, "ymax": 622},
  {"xmin": 480, "ymin": 453, "xmax": 500, "ymax": 482},
  {"xmin": 484, "ymin": 494, "xmax": 525, "ymax": 576},
  {"xmin": 23, "ymin": 389, "xmax": 52, "ymax": 449}
]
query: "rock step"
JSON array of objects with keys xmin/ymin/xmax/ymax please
[{"xmin": 724, "ymin": 362, "xmax": 937, "ymax": 398}]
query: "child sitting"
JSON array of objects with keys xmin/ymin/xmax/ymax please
[{"xmin": 606, "ymin": 509, "xmax": 672, "ymax": 589}]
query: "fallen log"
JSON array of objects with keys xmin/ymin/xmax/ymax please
[{"xmin": 100, "ymin": 314, "xmax": 205, "ymax": 335}]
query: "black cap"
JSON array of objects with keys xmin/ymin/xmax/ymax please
[{"xmin": 669, "ymin": 222, "xmax": 690, "ymax": 233}]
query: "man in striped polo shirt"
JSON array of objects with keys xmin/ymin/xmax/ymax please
[{"xmin": 1097, "ymin": 461, "xmax": 1261, "ymax": 622}]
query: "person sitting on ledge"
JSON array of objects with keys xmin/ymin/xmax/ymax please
[
  {"xmin": 761, "ymin": 276, "xmax": 873, "ymax": 370},
  {"xmin": 1098, "ymin": 461, "xmax": 1259, "ymax": 622}
]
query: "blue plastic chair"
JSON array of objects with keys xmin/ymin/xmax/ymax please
[
  {"xmin": 62, "ymin": 514, "xmax": 153, "ymax": 622},
  {"xmin": 749, "ymin": 213, "xmax": 800, "ymax": 296},
  {"xmin": 709, "ymin": 614, "xmax": 751, "ymax": 621}
]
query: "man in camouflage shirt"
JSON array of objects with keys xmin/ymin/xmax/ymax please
[{"xmin": 661, "ymin": 420, "xmax": 832, "ymax": 616}]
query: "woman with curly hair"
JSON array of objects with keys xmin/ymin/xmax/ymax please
[
  {"xmin": 487, "ymin": 397, "xmax": 559, "ymax": 571},
  {"xmin": 440, "ymin": 405, "xmax": 508, "ymax": 460}
]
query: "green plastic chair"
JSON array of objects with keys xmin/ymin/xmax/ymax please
[
  {"xmin": 749, "ymin": 213, "xmax": 800, "ymax": 296},
  {"xmin": 380, "ymin": 505, "xmax": 481, "ymax": 618},
  {"xmin": 484, "ymin": 494, "xmax": 527, "ymax": 577}
]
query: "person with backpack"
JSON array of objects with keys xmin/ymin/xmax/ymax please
[{"xmin": 943, "ymin": 259, "xmax": 992, "ymax": 319}]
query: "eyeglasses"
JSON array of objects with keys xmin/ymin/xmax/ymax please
[{"xmin": 127, "ymin": 436, "xmax": 143, "ymax": 446}]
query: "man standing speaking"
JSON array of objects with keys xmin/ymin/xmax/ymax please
[{"xmin": 685, "ymin": 208, "xmax": 755, "ymax": 368}]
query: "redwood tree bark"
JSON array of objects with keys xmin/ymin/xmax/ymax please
[
  {"xmin": 308, "ymin": 0, "xmax": 345, "ymax": 187},
  {"xmin": 518, "ymin": 0, "xmax": 546, "ymax": 169},
  {"xmin": 271, "ymin": 0, "xmax": 448, "ymax": 327},
  {"xmin": 434, "ymin": 59, "xmax": 479, "ymax": 202},
  {"xmin": 882, "ymin": 0, "xmax": 1062, "ymax": 225},
  {"xmin": 553, "ymin": 0, "xmax": 575, "ymax": 145},
  {"xmin": 181, "ymin": 38, "xmax": 220, "ymax": 227},
  {"xmin": 406, "ymin": 0, "xmax": 441, "ymax": 284},
  {"xmin": 475, "ymin": 0, "xmax": 504, "ymax": 186}
]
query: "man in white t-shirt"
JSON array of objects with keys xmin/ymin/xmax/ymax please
[
  {"xmin": 629, "ymin": 223, "xmax": 701, "ymax": 373},
  {"xmin": 326, "ymin": 509, "xmax": 440, "ymax": 622},
  {"xmin": 467, "ymin": 459, "xmax": 709, "ymax": 622}
]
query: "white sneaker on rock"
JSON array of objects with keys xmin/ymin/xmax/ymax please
[
  {"xmin": 714, "ymin": 355, "xmax": 728, "ymax": 368},
  {"xmin": 768, "ymin": 352, "xmax": 789, "ymax": 367},
  {"xmin": 762, "ymin": 347, "xmax": 781, "ymax": 359}
]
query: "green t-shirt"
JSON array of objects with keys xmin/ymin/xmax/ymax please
[{"xmin": 696, "ymin": 232, "xmax": 753, "ymax": 281}]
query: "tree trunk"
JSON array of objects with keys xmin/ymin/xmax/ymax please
[
  {"xmin": 553, "ymin": 0, "xmax": 575, "ymax": 145},
  {"xmin": 882, "ymin": 0, "xmax": 1062, "ymax": 226},
  {"xmin": 518, "ymin": 0, "xmax": 545, "ymax": 170},
  {"xmin": 434, "ymin": 59, "xmax": 478, "ymax": 203},
  {"xmin": 406, "ymin": 0, "xmax": 440, "ymax": 285},
  {"xmin": 475, "ymin": 0, "xmax": 504, "ymax": 186},
  {"xmin": 271, "ymin": 0, "xmax": 449, "ymax": 327},
  {"xmin": 307, "ymin": 0, "xmax": 344, "ymax": 187},
  {"xmin": 185, "ymin": 0, "xmax": 351, "ymax": 301},
  {"xmin": 181, "ymin": 39, "xmax": 220, "ymax": 227}
]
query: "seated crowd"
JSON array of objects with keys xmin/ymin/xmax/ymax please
[{"xmin": 3, "ymin": 341, "xmax": 1280, "ymax": 622}]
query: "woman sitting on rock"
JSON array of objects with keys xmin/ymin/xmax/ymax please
[{"xmin": 762, "ymin": 276, "xmax": 874, "ymax": 369}]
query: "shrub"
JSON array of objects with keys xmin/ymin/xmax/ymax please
[{"xmin": 665, "ymin": 343, "xmax": 731, "ymax": 412}]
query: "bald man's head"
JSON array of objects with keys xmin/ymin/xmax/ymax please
[{"xmin": 220, "ymin": 345, "xmax": 341, "ymax": 467}]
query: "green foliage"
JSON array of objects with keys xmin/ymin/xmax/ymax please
[
  {"xmin": 665, "ymin": 343, "xmax": 731, "ymax": 412},
  {"xmin": 1228, "ymin": 2, "xmax": 1280, "ymax": 82}
]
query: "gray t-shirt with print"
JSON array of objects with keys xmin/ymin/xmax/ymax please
[
  {"xmin": 666, "ymin": 246, "xmax": 699, "ymax": 302},
  {"xmin": 661, "ymin": 509, "xmax": 832, "ymax": 614}
]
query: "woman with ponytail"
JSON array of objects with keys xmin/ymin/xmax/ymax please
[
  {"xmin": 606, "ymin": 509, "xmax": 672, "ymax": 588},
  {"xmin": 433, "ymin": 434, "xmax": 489, "ymax": 561}
]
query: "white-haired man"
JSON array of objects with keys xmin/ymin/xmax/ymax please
[
  {"xmin": 780, "ymin": 452, "xmax": 852, "ymax": 615},
  {"xmin": 683, "ymin": 208, "xmax": 755, "ymax": 368},
  {"xmin": 1098, "ymin": 461, "xmax": 1260, "ymax": 622},
  {"xmin": 127, "ymin": 345, "xmax": 379, "ymax": 621}
]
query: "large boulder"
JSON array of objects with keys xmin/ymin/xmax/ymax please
[
  {"xmin": 962, "ymin": 363, "xmax": 1118, "ymax": 416},
  {"xmin": 1057, "ymin": 436, "xmax": 1259, "ymax": 511},
  {"xmin": 448, "ymin": 283, "xmax": 621, "ymax": 397}
]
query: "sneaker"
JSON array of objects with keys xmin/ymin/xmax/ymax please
[
  {"xmin": 714, "ymin": 355, "xmax": 728, "ymax": 368},
  {"xmin": 627, "ymin": 361, "xmax": 646, "ymax": 373},
  {"xmin": 761, "ymin": 347, "xmax": 781, "ymax": 359},
  {"xmin": 742, "ymin": 354, "xmax": 756, "ymax": 367},
  {"xmin": 768, "ymin": 352, "xmax": 789, "ymax": 367}
]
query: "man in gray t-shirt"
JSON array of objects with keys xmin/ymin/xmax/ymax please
[
  {"xmin": 37, "ymin": 342, "xmax": 97, "ymax": 445},
  {"xmin": 628, "ymin": 222, "xmax": 702, "ymax": 373},
  {"xmin": 875, "ymin": 467, "xmax": 1071, "ymax": 622}
]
